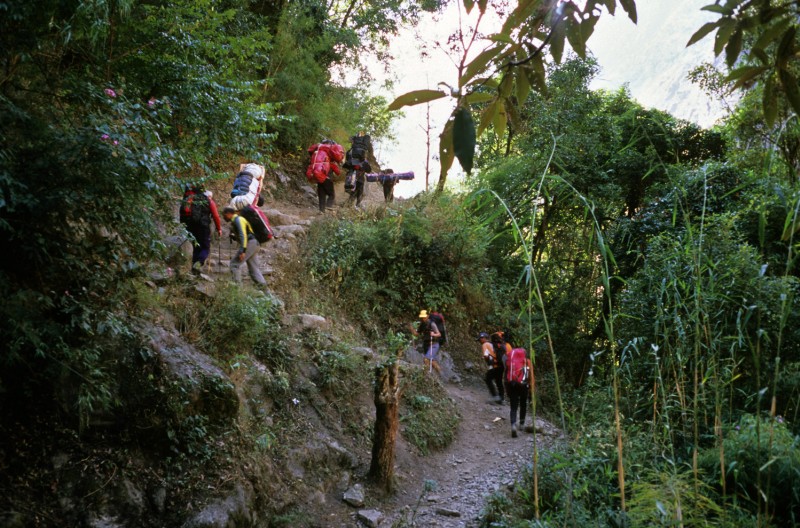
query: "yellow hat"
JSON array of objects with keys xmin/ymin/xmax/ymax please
[{"xmin": 418, "ymin": 310, "xmax": 428, "ymax": 318}]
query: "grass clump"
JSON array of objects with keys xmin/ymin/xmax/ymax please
[{"xmin": 400, "ymin": 367, "xmax": 460, "ymax": 455}]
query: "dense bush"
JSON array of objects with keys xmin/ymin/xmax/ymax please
[
  {"xmin": 400, "ymin": 367, "xmax": 460, "ymax": 455},
  {"xmin": 699, "ymin": 414, "xmax": 800, "ymax": 524},
  {"xmin": 303, "ymin": 193, "xmax": 497, "ymax": 345}
]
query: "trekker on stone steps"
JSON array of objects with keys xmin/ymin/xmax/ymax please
[
  {"xmin": 410, "ymin": 310, "xmax": 442, "ymax": 377},
  {"xmin": 179, "ymin": 185, "xmax": 222, "ymax": 274},
  {"xmin": 222, "ymin": 206, "xmax": 267, "ymax": 287},
  {"xmin": 478, "ymin": 332, "xmax": 504, "ymax": 404}
]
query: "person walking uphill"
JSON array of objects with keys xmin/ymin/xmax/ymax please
[
  {"xmin": 222, "ymin": 206, "xmax": 266, "ymax": 287},
  {"xmin": 306, "ymin": 140, "xmax": 344, "ymax": 214},
  {"xmin": 478, "ymin": 332, "xmax": 504, "ymax": 404},
  {"xmin": 505, "ymin": 347, "xmax": 534, "ymax": 438},
  {"xmin": 410, "ymin": 310, "xmax": 442, "ymax": 376},
  {"xmin": 180, "ymin": 185, "xmax": 222, "ymax": 273}
]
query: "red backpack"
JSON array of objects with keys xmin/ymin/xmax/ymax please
[{"xmin": 505, "ymin": 348, "xmax": 530, "ymax": 384}]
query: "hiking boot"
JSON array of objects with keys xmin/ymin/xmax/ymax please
[
  {"xmin": 511, "ymin": 424, "xmax": 518, "ymax": 438},
  {"xmin": 495, "ymin": 396, "xmax": 503, "ymax": 405}
]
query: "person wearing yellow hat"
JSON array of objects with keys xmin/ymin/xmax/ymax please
[{"xmin": 410, "ymin": 310, "xmax": 442, "ymax": 376}]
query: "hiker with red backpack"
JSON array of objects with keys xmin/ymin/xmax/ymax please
[
  {"xmin": 306, "ymin": 139, "xmax": 344, "ymax": 213},
  {"xmin": 179, "ymin": 184, "xmax": 222, "ymax": 274},
  {"xmin": 505, "ymin": 346, "xmax": 534, "ymax": 438},
  {"xmin": 410, "ymin": 310, "xmax": 442, "ymax": 376},
  {"xmin": 222, "ymin": 206, "xmax": 266, "ymax": 287}
]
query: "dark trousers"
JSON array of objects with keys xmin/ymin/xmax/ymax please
[
  {"xmin": 485, "ymin": 367, "xmax": 504, "ymax": 400},
  {"xmin": 383, "ymin": 182, "xmax": 395, "ymax": 202},
  {"xmin": 507, "ymin": 381, "xmax": 529, "ymax": 426},
  {"xmin": 354, "ymin": 179, "xmax": 364, "ymax": 206},
  {"xmin": 187, "ymin": 223, "xmax": 211, "ymax": 266},
  {"xmin": 317, "ymin": 178, "xmax": 335, "ymax": 212}
]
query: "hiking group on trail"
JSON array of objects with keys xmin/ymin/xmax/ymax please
[{"xmin": 478, "ymin": 330, "xmax": 535, "ymax": 438}]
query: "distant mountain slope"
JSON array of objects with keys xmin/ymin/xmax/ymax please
[{"xmin": 588, "ymin": 0, "xmax": 728, "ymax": 128}]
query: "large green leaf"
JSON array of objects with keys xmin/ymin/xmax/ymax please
[
  {"xmin": 779, "ymin": 68, "xmax": 800, "ymax": 116},
  {"xmin": 460, "ymin": 45, "xmax": 503, "ymax": 89},
  {"xmin": 763, "ymin": 74, "xmax": 778, "ymax": 127},
  {"xmin": 492, "ymin": 100, "xmax": 507, "ymax": 138},
  {"xmin": 452, "ymin": 106, "xmax": 476, "ymax": 174},
  {"xmin": 464, "ymin": 92, "xmax": 495, "ymax": 103},
  {"xmin": 687, "ymin": 22, "xmax": 719, "ymax": 47},
  {"xmin": 618, "ymin": 0, "xmax": 637, "ymax": 23},
  {"xmin": 477, "ymin": 98, "xmax": 498, "ymax": 136},
  {"xmin": 714, "ymin": 18, "xmax": 736, "ymax": 56},
  {"xmin": 438, "ymin": 118, "xmax": 455, "ymax": 184},
  {"xmin": 725, "ymin": 65, "xmax": 768, "ymax": 89},
  {"xmin": 463, "ymin": 0, "xmax": 474, "ymax": 14},
  {"xmin": 725, "ymin": 27, "xmax": 742, "ymax": 67},
  {"xmin": 387, "ymin": 90, "xmax": 447, "ymax": 111}
]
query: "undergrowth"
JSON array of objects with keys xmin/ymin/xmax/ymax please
[{"xmin": 400, "ymin": 366, "xmax": 461, "ymax": 455}]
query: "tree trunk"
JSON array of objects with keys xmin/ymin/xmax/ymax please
[{"xmin": 368, "ymin": 358, "xmax": 401, "ymax": 493}]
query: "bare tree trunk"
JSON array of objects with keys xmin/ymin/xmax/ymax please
[{"xmin": 369, "ymin": 358, "xmax": 402, "ymax": 492}]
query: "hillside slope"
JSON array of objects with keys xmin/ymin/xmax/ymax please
[{"xmin": 0, "ymin": 164, "xmax": 558, "ymax": 528}]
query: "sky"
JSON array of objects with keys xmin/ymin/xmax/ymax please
[{"xmin": 369, "ymin": 0, "xmax": 726, "ymax": 198}]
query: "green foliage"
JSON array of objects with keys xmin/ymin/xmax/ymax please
[
  {"xmin": 400, "ymin": 367, "xmax": 460, "ymax": 455},
  {"xmin": 202, "ymin": 288, "xmax": 284, "ymax": 363},
  {"xmin": 698, "ymin": 414, "xmax": 800, "ymax": 524},
  {"xmin": 303, "ymin": 194, "xmax": 494, "ymax": 340},
  {"xmin": 687, "ymin": 1, "xmax": 800, "ymax": 125}
]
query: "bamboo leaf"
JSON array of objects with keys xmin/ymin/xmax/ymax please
[
  {"xmin": 725, "ymin": 28, "xmax": 742, "ymax": 67},
  {"xmin": 753, "ymin": 19, "xmax": 792, "ymax": 51},
  {"xmin": 779, "ymin": 69, "xmax": 800, "ymax": 116},
  {"xmin": 477, "ymin": 98, "xmax": 498, "ymax": 136},
  {"xmin": 550, "ymin": 19, "xmax": 566, "ymax": 64},
  {"xmin": 492, "ymin": 100, "xmax": 507, "ymax": 138},
  {"xmin": 763, "ymin": 75, "xmax": 778, "ymax": 127},
  {"xmin": 618, "ymin": 0, "xmax": 637, "ymax": 23},
  {"xmin": 566, "ymin": 18, "xmax": 588, "ymax": 58},
  {"xmin": 701, "ymin": 4, "xmax": 733, "ymax": 15},
  {"xmin": 776, "ymin": 26, "xmax": 797, "ymax": 65},
  {"xmin": 499, "ymin": 73, "xmax": 513, "ymax": 99},
  {"xmin": 459, "ymin": 45, "xmax": 502, "ymax": 89},
  {"xmin": 488, "ymin": 32, "xmax": 514, "ymax": 44},
  {"xmin": 464, "ymin": 91, "xmax": 495, "ymax": 104},
  {"xmin": 387, "ymin": 90, "xmax": 447, "ymax": 111},
  {"xmin": 453, "ymin": 106, "xmax": 476, "ymax": 174},
  {"xmin": 714, "ymin": 19, "xmax": 736, "ymax": 57},
  {"xmin": 725, "ymin": 65, "xmax": 768, "ymax": 89},
  {"xmin": 687, "ymin": 22, "xmax": 719, "ymax": 47},
  {"xmin": 515, "ymin": 65, "xmax": 532, "ymax": 105}
]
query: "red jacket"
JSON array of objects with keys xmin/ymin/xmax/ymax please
[{"xmin": 306, "ymin": 143, "xmax": 343, "ymax": 184}]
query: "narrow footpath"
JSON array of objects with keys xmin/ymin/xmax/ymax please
[{"xmin": 193, "ymin": 185, "xmax": 562, "ymax": 527}]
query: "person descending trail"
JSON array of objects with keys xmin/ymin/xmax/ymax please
[{"xmin": 410, "ymin": 310, "xmax": 442, "ymax": 376}]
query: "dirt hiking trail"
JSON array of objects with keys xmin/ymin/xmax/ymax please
[{"xmin": 192, "ymin": 184, "xmax": 562, "ymax": 527}]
